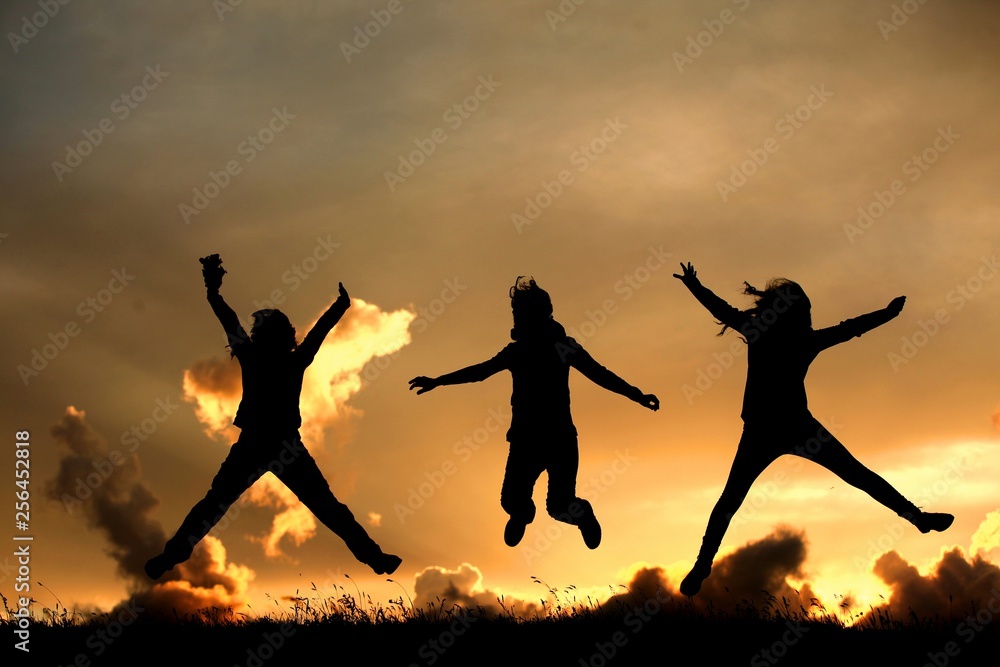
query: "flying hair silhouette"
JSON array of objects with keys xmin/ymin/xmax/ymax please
[
  {"xmin": 409, "ymin": 276, "xmax": 659, "ymax": 550},
  {"xmin": 673, "ymin": 262, "xmax": 953, "ymax": 596},
  {"xmin": 144, "ymin": 254, "xmax": 400, "ymax": 580}
]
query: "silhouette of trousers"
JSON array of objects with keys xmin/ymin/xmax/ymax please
[
  {"xmin": 695, "ymin": 418, "xmax": 920, "ymax": 562},
  {"xmin": 500, "ymin": 434, "xmax": 595, "ymax": 526},
  {"xmin": 160, "ymin": 430, "xmax": 383, "ymax": 567}
]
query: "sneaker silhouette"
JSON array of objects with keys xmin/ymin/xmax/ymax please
[
  {"xmin": 914, "ymin": 512, "xmax": 954, "ymax": 534},
  {"xmin": 579, "ymin": 514, "xmax": 602, "ymax": 549},
  {"xmin": 680, "ymin": 559, "xmax": 712, "ymax": 597},
  {"xmin": 144, "ymin": 553, "xmax": 173, "ymax": 581},
  {"xmin": 372, "ymin": 553, "xmax": 402, "ymax": 576},
  {"xmin": 504, "ymin": 517, "xmax": 529, "ymax": 547}
]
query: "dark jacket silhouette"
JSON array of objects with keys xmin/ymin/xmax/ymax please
[
  {"xmin": 145, "ymin": 255, "xmax": 400, "ymax": 581},
  {"xmin": 409, "ymin": 277, "xmax": 659, "ymax": 549},
  {"xmin": 673, "ymin": 262, "xmax": 953, "ymax": 596}
]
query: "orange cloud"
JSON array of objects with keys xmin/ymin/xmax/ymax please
[
  {"xmin": 412, "ymin": 563, "xmax": 541, "ymax": 617},
  {"xmin": 692, "ymin": 525, "xmax": 822, "ymax": 613},
  {"xmin": 873, "ymin": 547, "xmax": 1000, "ymax": 620},
  {"xmin": 606, "ymin": 527, "xmax": 825, "ymax": 616},
  {"xmin": 971, "ymin": 510, "xmax": 1000, "ymax": 558}
]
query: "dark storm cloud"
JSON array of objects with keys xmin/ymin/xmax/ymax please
[
  {"xmin": 874, "ymin": 547, "xmax": 1000, "ymax": 620},
  {"xmin": 46, "ymin": 406, "xmax": 253, "ymax": 618}
]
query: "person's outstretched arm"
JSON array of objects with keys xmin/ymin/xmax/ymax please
[
  {"xmin": 297, "ymin": 282, "xmax": 351, "ymax": 365},
  {"xmin": 673, "ymin": 262, "xmax": 750, "ymax": 332},
  {"xmin": 201, "ymin": 254, "xmax": 250, "ymax": 351},
  {"xmin": 813, "ymin": 296, "xmax": 906, "ymax": 350},
  {"xmin": 563, "ymin": 338, "xmax": 659, "ymax": 411},
  {"xmin": 409, "ymin": 348, "xmax": 510, "ymax": 394}
]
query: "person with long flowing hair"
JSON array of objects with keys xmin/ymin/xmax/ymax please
[
  {"xmin": 145, "ymin": 255, "xmax": 400, "ymax": 580},
  {"xmin": 673, "ymin": 262, "xmax": 953, "ymax": 596}
]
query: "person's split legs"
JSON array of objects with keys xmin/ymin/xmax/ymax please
[
  {"xmin": 799, "ymin": 420, "xmax": 954, "ymax": 535},
  {"xmin": 680, "ymin": 430, "xmax": 773, "ymax": 597},
  {"xmin": 274, "ymin": 438, "xmax": 400, "ymax": 575},
  {"xmin": 146, "ymin": 434, "xmax": 267, "ymax": 580},
  {"xmin": 680, "ymin": 421, "xmax": 953, "ymax": 597},
  {"xmin": 146, "ymin": 432, "xmax": 400, "ymax": 580}
]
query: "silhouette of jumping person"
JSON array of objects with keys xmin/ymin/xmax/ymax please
[
  {"xmin": 673, "ymin": 262, "xmax": 954, "ymax": 596},
  {"xmin": 145, "ymin": 254, "xmax": 400, "ymax": 580},
  {"xmin": 408, "ymin": 277, "xmax": 659, "ymax": 549}
]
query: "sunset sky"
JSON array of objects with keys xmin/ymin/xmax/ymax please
[{"xmin": 2, "ymin": 1, "xmax": 998, "ymax": 621}]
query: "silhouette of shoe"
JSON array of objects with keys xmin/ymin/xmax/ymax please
[
  {"xmin": 144, "ymin": 553, "xmax": 174, "ymax": 581},
  {"xmin": 680, "ymin": 559, "xmax": 712, "ymax": 596},
  {"xmin": 914, "ymin": 512, "xmax": 954, "ymax": 534},
  {"xmin": 579, "ymin": 514, "xmax": 602, "ymax": 549},
  {"xmin": 504, "ymin": 517, "xmax": 529, "ymax": 547},
  {"xmin": 371, "ymin": 553, "xmax": 402, "ymax": 576}
]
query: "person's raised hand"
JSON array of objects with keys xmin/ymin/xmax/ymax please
[
  {"xmin": 336, "ymin": 282, "xmax": 351, "ymax": 309},
  {"xmin": 887, "ymin": 296, "xmax": 906, "ymax": 316},
  {"xmin": 672, "ymin": 262, "xmax": 698, "ymax": 286},
  {"xmin": 199, "ymin": 254, "xmax": 226, "ymax": 291},
  {"xmin": 408, "ymin": 376, "xmax": 438, "ymax": 395}
]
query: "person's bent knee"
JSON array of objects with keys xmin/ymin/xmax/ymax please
[
  {"xmin": 502, "ymin": 496, "xmax": 535, "ymax": 521},
  {"xmin": 547, "ymin": 498, "xmax": 591, "ymax": 524}
]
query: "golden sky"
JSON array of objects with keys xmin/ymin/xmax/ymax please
[{"xmin": 2, "ymin": 0, "xmax": 998, "ymax": 619}]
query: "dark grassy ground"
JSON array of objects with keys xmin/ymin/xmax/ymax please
[{"xmin": 7, "ymin": 590, "xmax": 1000, "ymax": 666}]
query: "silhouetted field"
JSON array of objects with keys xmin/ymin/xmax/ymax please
[{"xmin": 7, "ymin": 586, "xmax": 999, "ymax": 666}]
